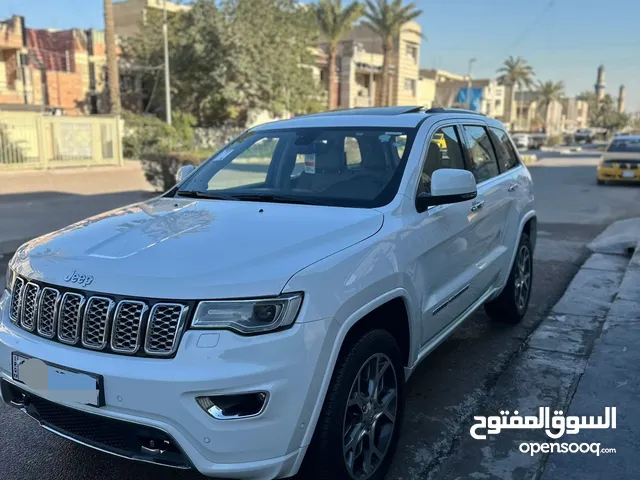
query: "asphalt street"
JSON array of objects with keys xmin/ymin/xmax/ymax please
[{"xmin": 1, "ymin": 148, "xmax": 640, "ymax": 480}]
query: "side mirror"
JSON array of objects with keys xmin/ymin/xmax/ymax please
[
  {"xmin": 176, "ymin": 164, "xmax": 195, "ymax": 183},
  {"xmin": 416, "ymin": 169, "xmax": 477, "ymax": 213}
]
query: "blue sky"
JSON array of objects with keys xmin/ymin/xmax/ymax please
[{"xmin": 2, "ymin": 0, "xmax": 638, "ymax": 110}]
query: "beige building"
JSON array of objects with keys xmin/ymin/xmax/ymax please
[
  {"xmin": 113, "ymin": 0, "xmax": 190, "ymax": 38},
  {"xmin": 316, "ymin": 21, "xmax": 422, "ymax": 109},
  {"xmin": 418, "ymin": 69, "xmax": 506, "ymax": 118},
  {"xmin": 562, "ymin": 98, "xmax": 589, "ymax": 131},
  {"xmin": 511, "ymin": 91, "xmax": 585, "ymax": 135}
]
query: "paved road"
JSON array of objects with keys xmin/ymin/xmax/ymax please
[{"xmin": 1, "ymin": 151, "xmax": 639, "ymax": 480}]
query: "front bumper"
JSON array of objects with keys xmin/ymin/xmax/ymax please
[
  {"xmin": 0, "ymin": 290, "xmax": 334, "ymax": 479},
  {"xmin": 597, "ymin": 167, "xmax": 640, "ymax": 182}
]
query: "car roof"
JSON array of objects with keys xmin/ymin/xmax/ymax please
[
  {"xmin": 613, "ymin": 135, "xmax": 640, "ymax": 140},
  {"xmin": 251, "ymin": 106, "xmax": 504, "ymax": 132}
]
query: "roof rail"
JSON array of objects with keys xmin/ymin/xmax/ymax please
[{"xmin": 424, "ymin": 107, "xmax": 485, "ymax": 116}]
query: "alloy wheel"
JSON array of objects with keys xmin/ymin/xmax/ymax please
[
  {"xmin": 514, "ymin": 244, "xmax": 532, "ymax": 311},
  {"xmin": 343, "ymin": 353, "xmax": 398, "ymax": 479}
]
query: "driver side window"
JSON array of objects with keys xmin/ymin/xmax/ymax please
[{"xmin": 418, "ymin": 126, "xmax": 465, "ymax": 195}]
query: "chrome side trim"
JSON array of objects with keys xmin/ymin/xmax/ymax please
[{"xmin": 432, "ymin": 284, "xmax": 470, "ymax": 315}]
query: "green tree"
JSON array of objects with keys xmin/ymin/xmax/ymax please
[
  {"xmin": 363, "ymin": 0, "xmax": 422, "ymax": 107},
  {"xmin": 496, "ymin": 56, "xmax": 534, "ymax": 127},
  {"xmin": 123, "ymin": 0, "xmax": 322, "ymax": 125},
  {"xmin": 314, "ymin": 0, "xmax": 364, "ymax": 110},
  {"xmin": 535, "ymin": 80, "xmax": 565, "ymax": 127}
]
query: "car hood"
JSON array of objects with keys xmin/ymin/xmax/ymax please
[{"xmin": 11, "ymin": 197, "xmax": 383, "ymax": 299}]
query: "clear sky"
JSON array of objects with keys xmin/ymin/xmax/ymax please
[{"xmin": 1, "ymin": 0, "xmax": 638, "ymax": 111}]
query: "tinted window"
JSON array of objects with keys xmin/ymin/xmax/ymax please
[
  {"xmin": 463, "ymin": 125, "xmax": 500, "ymax": 183},
  {"xmin": 179, "ymin": 127, "xmax": 417, "ymax": 208},
  {"xmin": 490, "ymin": 127, "xmax": 519, "ymax": 171},
  {"xmin": 418, "ymin": 126, "xmax": 466, "ymax": 195},
  {"xmin": 607, "ymin": 138, "xmax": 640, "ymax": 153}
]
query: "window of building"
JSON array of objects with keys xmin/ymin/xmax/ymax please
[
  {"xmin": 418, "ymin": 126, "xmax": 466, "ymax": 195},
  {"xmin": 406, "ymin": 43, "xmax": 418, "ymax": 62},
  {"xmin": 490, "ymin": 127, "xmax": 519, "ymax": 171},
  {"xmin": 462, "ymin": 125, "xmax": 500, "ymax": 183},
  {"xmin": 404, "ymin": 78, "xmax": 416, "ymax": 95},
  {"xmin": 495, "ymin": 99, "xmax": 502, "ymax": 108}
]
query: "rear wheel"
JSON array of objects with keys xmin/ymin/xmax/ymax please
[
  {"xmin": 300, "ymin": 329, "xmax": 405, "ymax": 480},
  {"xmin": 485, "ymin": 233, "xmax": 533, "ymax": 324}
]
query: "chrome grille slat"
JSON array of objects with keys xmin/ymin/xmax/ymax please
[
  {"xmin": 37, "ymin": 287, "xmax": 61, "ymax": 338},
  {"xmin": 82, "ymin": 296, "xmax": 115, "ymax": 350},
  {"xmin": 57, "ymin": 292, "xmax": 86, "ymax": 345},
  {"xmin": 111, "ymin": 300, "xmax": 147, "ymax": 354},
  {"xmin": 9, "ymin": 277, "xmax": 25, "ymax": 324},
  {"xmin": 145, "ymin": 303, "xmax": 188, "ymax": 356},
  {"xmin": 9, "ymin": 276, "xmax": 187, "ymax": 357},
  {"xmin": 20, "ymin": 282, "xmax": 40, "ymax": 332}
]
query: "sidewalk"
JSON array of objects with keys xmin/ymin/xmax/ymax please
[
  {"xmin": 0, "ymin": 162, "xmax": 156, "ymax": 255},
  {"xmin": 429, "ymin": 218, "xmax": 640, "ymax": 479}
]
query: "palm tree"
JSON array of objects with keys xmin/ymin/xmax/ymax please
[
  {"xmin": 315, "ymin": 0, "xmax": 364, "ymax": 110},
  {"xmin": 535, "ymin": 80, "xmax": 565, "ymax": 128},
  {"xmin": 364, "ymin": 0, "xmax": 422, "ymax": 106},
  {"xmin": 104, "ymin": 0, "xmax": 120, "ymax": 114},
  {"xmin": 496, "ymin": 56, "xmax": 534, "ymax": 128}
]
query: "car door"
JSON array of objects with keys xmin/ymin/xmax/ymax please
[
  {"xmin": 459, "ymin": 123, "xmax": 512, "ymax": 298},
  {"xmin": 407, "ymin": 123, "xmax": 488, "ymax": 346}
]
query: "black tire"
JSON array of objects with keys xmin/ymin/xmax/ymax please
[
  {"xmin": 485, "ymin": 233, "xmax": 533, "ymax": 324},
  {"xmin": 300, "ymin": 329, "xmax": 405, "ymax": 480}
]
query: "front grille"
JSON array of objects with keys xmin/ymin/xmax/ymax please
[{"xmin": 9, "ymin": 277, "xmax": 189, "ymax": 358}]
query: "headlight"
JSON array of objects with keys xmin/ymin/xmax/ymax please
[
  {"xmin": 191, "ymin": 293, "xmax": 303, "ymax": 335},
  {"xmin": 4, "ymin": 264, "xmax": 15, "ymax": 292}
]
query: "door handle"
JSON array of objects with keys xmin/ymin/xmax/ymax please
[
  {"xmin": 508, "ymin": 183, "xmax": 519, "ymax": 192},
  {"xmin": 470, "ymin": 200, "xmax": 484, "ymax": 212}
]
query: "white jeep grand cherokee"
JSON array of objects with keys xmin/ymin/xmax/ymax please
[{"xmin": 1, "ymin": 107, "xmax": 535, "ymax": 480}]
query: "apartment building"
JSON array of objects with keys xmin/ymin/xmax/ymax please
[
  {"xmin": 316, "ymin": 22, "xmax": 423, "ymax": 109},
  {"xmin": 418, "ymin": 68, "xmax": 506, "ymax": 118},
  {"xmin": 113, "ymin": 0, "xmax": 190, "ymax": 38},
  {"xmin": 0, "ymin": 15, "xmax": 111, "ymax": 114}
]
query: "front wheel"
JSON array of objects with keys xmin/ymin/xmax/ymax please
[
  {"xmin": 300, "ymin": 329, "xmax": 405, "ymax": 480},
  {"xmin": 485, "ymin": 233, "xmax": 533, "ymax": 324}
]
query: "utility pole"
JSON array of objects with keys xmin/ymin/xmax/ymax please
[
  {"xmin": 466, "ymin": 58, "xmax": 476, "ymax": 110},
  {"xmin": 104, "ymin": 0, "xmax": 120, "ymax": 114},
  {"xmin": 163, "ymin": 0, "xmax": 172, "ymax": 125}
]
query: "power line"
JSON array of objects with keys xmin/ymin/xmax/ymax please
[{"xmin": 505, "ymin": 0, "xmax": 555, "ymax": 53}]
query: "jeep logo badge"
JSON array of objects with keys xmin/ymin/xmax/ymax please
[{"xmin": 64, "ymin": 270, "xmax": 94, "ymax": 287}]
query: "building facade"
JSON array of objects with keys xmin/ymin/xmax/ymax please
[
  {"xmin": 315, "ymin": 22, "xmax": 422, "ymax": 109},
  {"xmin": 0, "ymin": 15, "xmax": 111, "ymax": 115}
]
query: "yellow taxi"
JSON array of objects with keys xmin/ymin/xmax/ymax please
[
  {"xmin": 431, "ymin": 132, "xmax": 447, "ymax": 150},
  {"xmin": 597, "ymin": 136, "xmax": 640, "ymax": 184}
]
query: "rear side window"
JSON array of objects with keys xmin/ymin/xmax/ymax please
[
  {"xmin": 490, "ymin": 127, "xmax": 520, "ymax": 171},
  {"xmin": 462, "ymin": 125, "xmax": 500, "ymax": 183}
]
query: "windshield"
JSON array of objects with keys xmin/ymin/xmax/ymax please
[
  {"xmin": 176, "ymin": 127, "xmax": 416, "ymax": 208},
  {"xmin": 606, "ymin": 138, "xmax": 640, "ymax": 153}
]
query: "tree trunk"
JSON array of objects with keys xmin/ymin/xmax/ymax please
[
  {"xmin": 104, "ymin": 0, "xmax": 121, "ymax": 114},
  {"xmin": 379, "ymin": 37, "xmax": 393, "ymax": 107},
  {"xmin": 327, "ymin": 43, "xmax": 338, "ymax": 110}
]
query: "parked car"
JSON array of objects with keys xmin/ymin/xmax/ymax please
[
  {"xmin": 597, "ymin": 135, "xmax": 640, "ymax": 184},
  {"xmin": 574, "ymin": 128, "xmax": 594, "ymax": 143},
  {"xmin": 1, "ymin": 106, "xmax": 536, "ymax": 480}
]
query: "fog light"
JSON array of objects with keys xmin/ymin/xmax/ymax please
[{"xmin": 196, "ymin": 392, "xmax": 268, "ymax": 420}]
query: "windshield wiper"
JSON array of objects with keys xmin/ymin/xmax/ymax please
[
  {"xmin": 232, "ymin": 193, "xmax": 320, "ymax": 205},
  {"xmin": 176, "ymin": 190, "xmax": 238, "ymax": 201}
]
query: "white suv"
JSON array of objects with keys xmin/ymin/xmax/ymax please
[{"xmin": 1, "ymin": 107, "xmax": 535, "ymax": 480}]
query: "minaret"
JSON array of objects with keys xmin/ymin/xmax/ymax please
[
  {"xmin": 618, "ymin": 85, "xmax": 626, "ymax": 113},
  {"xmin": 595, "ymin": 65, "xmax": 605, "ymax": 101}
]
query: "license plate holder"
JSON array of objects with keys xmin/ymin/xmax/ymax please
[{"xmin": 11, "ymin": 352, "xmax": 104, "ymax": 407}]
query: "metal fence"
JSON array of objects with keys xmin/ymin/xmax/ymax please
[{"xmin": 0, "ymin": 112, "xmax": 123, "ymax": 170}]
